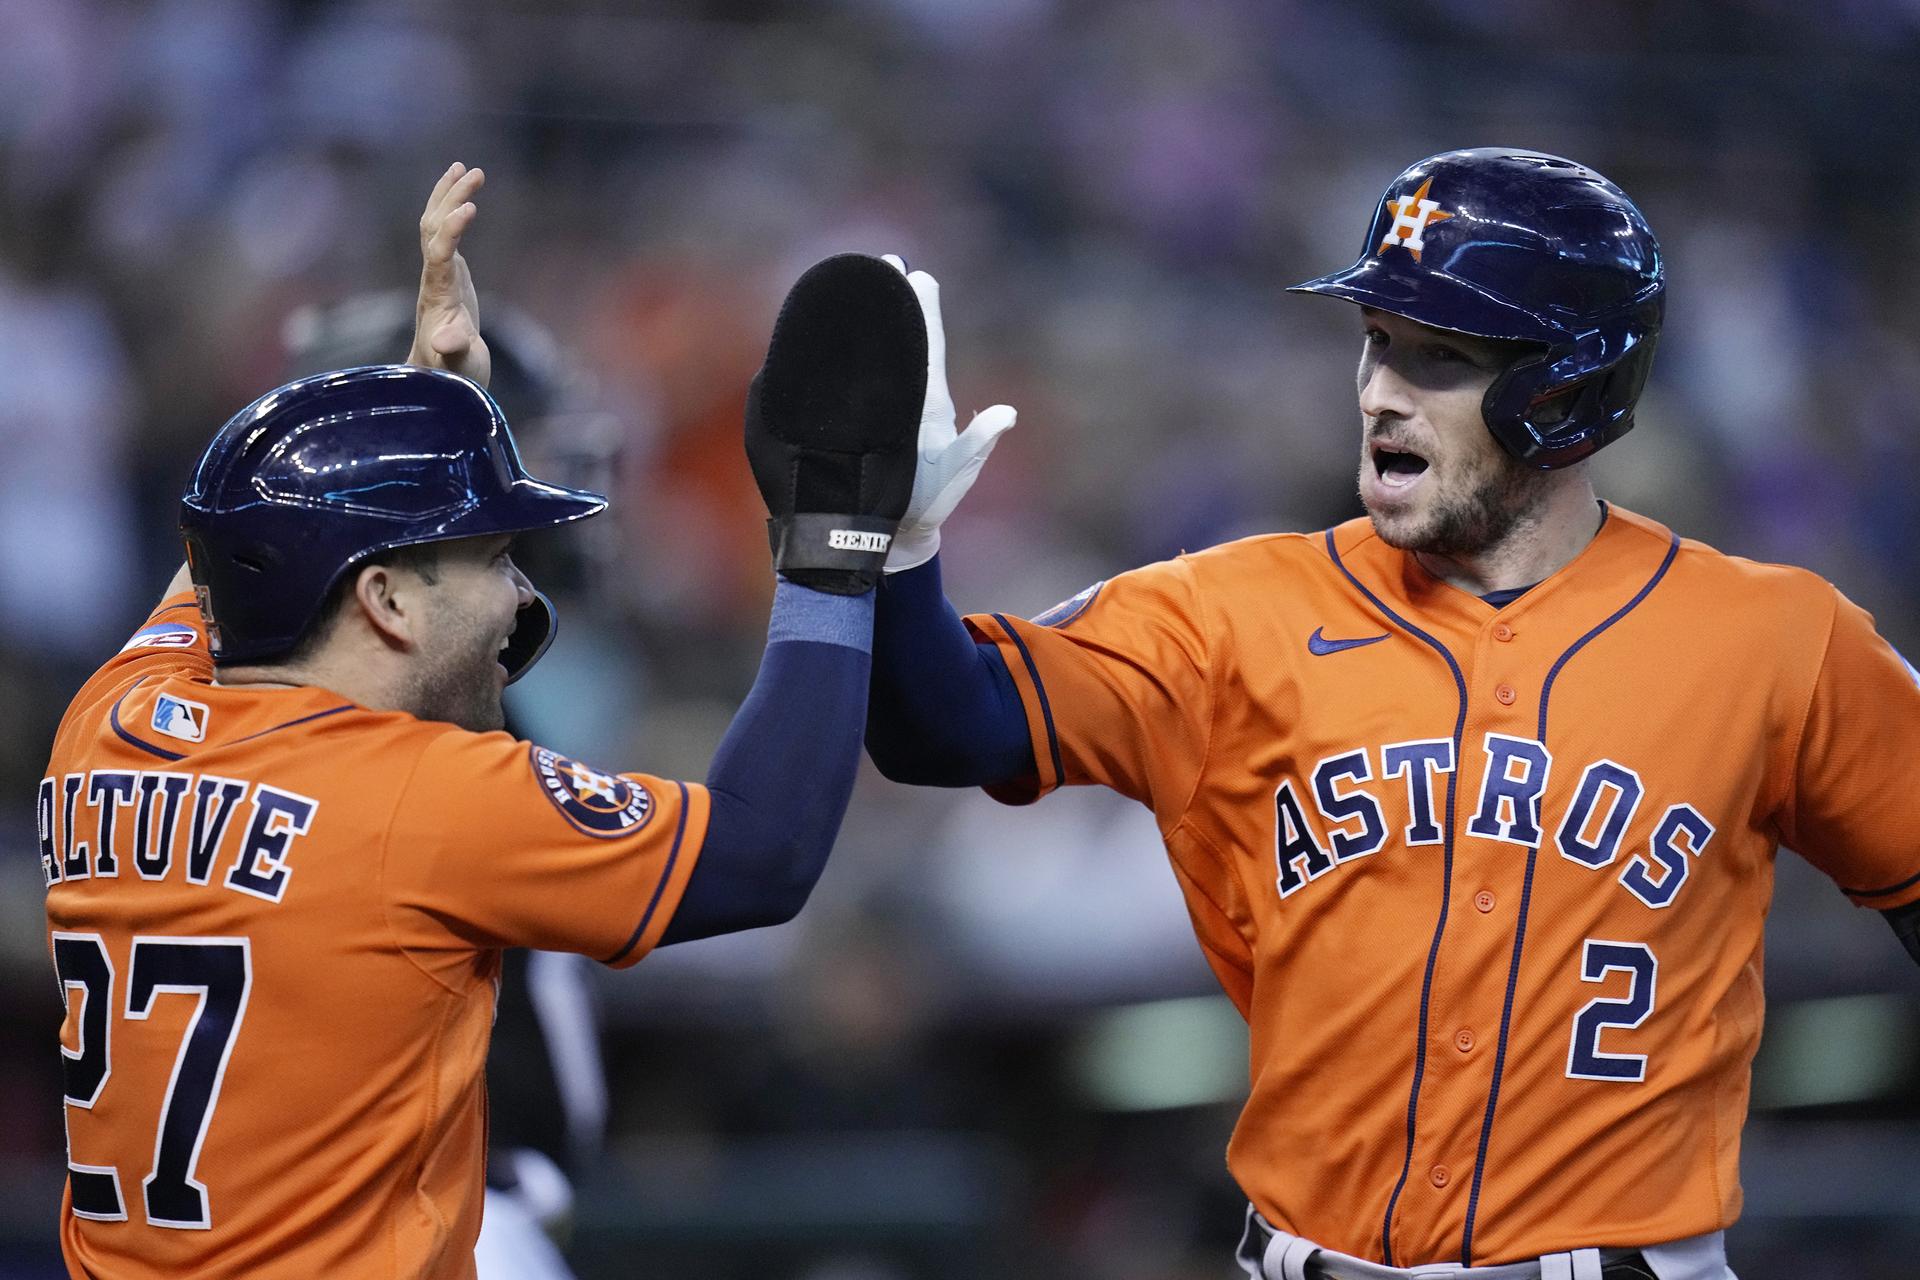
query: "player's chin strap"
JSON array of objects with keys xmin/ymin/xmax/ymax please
[
  {"xmin": 500, "ymin": 589, "xmax": 558, "ymax": 685},
  {"xmin": 1240, "ymin": 1210, "xmax": 1608, "ymax": 1280}
]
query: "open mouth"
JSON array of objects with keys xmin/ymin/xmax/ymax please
[{"xmin": 1371, "ymin": 444, "xmax": 1431, "ymax": 489}]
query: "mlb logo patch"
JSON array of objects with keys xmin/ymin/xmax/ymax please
[
  {"xmin": 151, "ymin": 693, "xmax": 209, "ymax": 743},
  {"xmin": 122, "ymin": 623, "xmax": 198, "ymax": 652}
]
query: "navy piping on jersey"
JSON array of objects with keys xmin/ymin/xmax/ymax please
[
  {"xmin": 157, "ymin": 601, "xmax": 199, "ymax": 615},
  {"xmin": 604, "ymin": 780, "xmax": 691, "ymax": 966},
  {"xmin": 1323, "ymin": 529, "xmax": 1469, "ymax": 1268},
  {"xmin": 108, "ymin": 681, "xmax": 186, "ymax": 762},
  {"xmin": 992, "ymin": 613, "xmax": 1065, "ymax": 791},
  {"xmin": 1840, "ymin": 866, "xmax": 1920, "ymax": 900},
  {"xmin": 1458, "ymin": 530, "xmax": 1679, "ymax": 1264},
  {"xmin": 226, "ymin": 704, "xmax": 353, "ymax": 746}
]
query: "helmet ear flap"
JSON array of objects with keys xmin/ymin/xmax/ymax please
[
  {"xmin": 1481, "ymin": 334, "xmax": 1655, "ymax": 470},
  {"xmin": 1482, "ymin": 350, "xmax": 1562, "ymax": 466},
  {"xmin": 1524, "ymin": 381, "xmax": 1582, "ymax": 430},
  {"xmin": 500, "ymin": 589, "xmax": 557, "ymax": 684},
  {"xmin": 1597, "ymin": 331, "xmax": 1658, "ymax": 424}
]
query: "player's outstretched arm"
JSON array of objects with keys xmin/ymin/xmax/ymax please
[
  {"xmin": 865, "ymin": 556, "xmax": 1034, "ymax": 787},
  {"xmin": 660, "ymin": 254, "xmax": 925, "ymax": 943},
  {"xmin": 661, "ymin": 584, "xmax": 875, "ymax": 943}
]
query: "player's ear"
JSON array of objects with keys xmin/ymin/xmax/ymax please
[{"xmin": 350, "ymin": 562, "xmax": 422, "ymax": 653}]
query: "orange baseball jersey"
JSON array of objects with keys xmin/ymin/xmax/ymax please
[
  {"xmin": 964, "ymin": 503, "xmax": 1920, "ymax": 1267},
  {"xmin": 40, "ymin": 592, "xmax": 708, "ymax": 1278}
]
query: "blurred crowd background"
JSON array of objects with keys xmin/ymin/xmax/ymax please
[{"xmin": 3, "ymin": 1, "xmax": 1919, "ymax": 1276}]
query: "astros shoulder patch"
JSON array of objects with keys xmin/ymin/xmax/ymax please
[{"xmin": 529, "ymin": 745, "xmax": 653, "ymax": 838}]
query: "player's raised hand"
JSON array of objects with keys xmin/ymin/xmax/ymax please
[
  {"xmin": 879, "ymin": 255, "xmax": 1016, "ymax": 574},
  {"xmin": 408, "ymin": 162, "xmax": 491, "ymax": 386},
  {"xmin": 745, "ymin": 254, "xmax": 927, "ymax": 594}
]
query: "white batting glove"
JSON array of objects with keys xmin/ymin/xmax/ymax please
[{"xmin": 880, "ymin": 254, "xmax": 1017, "ymax": 573}]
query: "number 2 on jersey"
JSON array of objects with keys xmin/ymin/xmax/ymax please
[
  {"xmin": 1565, "ymin": 939, "xmax": 1656, "ymax": 1082},
  {"xmin": 52, "ymin": 934, "xmax": 253, "ymax": 1229}
]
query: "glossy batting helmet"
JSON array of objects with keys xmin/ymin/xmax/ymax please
[
  {"xmin": 179, "ymin": 364, "xmax": 607, "ymax": 679},
  {"xmin": 1290, "ymin": 147, "xmax": 1664, "ymax": 469},
  {"xmin": 280, "ymin": 292, "xmax": 627, "ymax": 595}
]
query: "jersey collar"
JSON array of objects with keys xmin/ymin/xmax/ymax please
[{"xmin": 1327, "ymin": 503, "xmax": 1678, "ymax": 644}]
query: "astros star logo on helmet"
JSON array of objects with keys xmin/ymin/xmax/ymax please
[{"xmin": 1378, "ymin": 176, "xmax": 1453, "ymax": 260}]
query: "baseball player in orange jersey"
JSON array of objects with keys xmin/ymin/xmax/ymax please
[
  {"xmin": 863, "ymin": 149, "xmax": 1920, "ymax": 1279},
  {"xmin": 40, "ymin": 163, "xmax": 932, "ymax": 1277},
  {"xmin": 282, "ymin": 288, "xmax": 630, "ymax": 1280}
]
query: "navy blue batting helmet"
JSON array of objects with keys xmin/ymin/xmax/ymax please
[
  {"xmin": 1290, "ymin": 147, "xmax": 1664, "ymax": 469},
  {"xmin": 180, "ymin": 364, "xmax": 607, "ymax": 678}
]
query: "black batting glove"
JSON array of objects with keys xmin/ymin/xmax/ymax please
[{"xmin": 745, "ymin": 253, "xmax": 928, "ymax": 595}]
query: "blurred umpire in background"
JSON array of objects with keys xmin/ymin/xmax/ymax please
[{"xmin": 281, "ymin": 288, "xmax": 625, "ymax": 1279}]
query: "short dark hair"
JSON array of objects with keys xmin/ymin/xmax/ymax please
[{"xmin": 270, "ymin": 542, "xmax": 442, "ymax": 668}]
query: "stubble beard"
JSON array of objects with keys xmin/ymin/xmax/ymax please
[
  {"xmin": 1365, "ymin": 439, "xmax": 1553, "ymax": 561},
  {"xmin": 405, "ymin": 614, "xmax": 507, "ymax": 733},
  {"xmin": 406, "ymin": 657, "xmax": 503, "ymax": 732}
]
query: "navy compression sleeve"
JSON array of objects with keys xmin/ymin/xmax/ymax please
[
  {"xmin": 864, "ymin": 555, "xmax": 1034, "ymax": 787},
  {"xmin": 660, "ymin": 581, "xmax": 873, "ymax": 945}
]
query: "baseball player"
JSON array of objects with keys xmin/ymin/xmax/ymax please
[
  {"xmin": 282, "ymin": 288, "xmax": 627, "ymax": 1280},
  {"xmin": 862, "ymin": 149, "xmax": 1920, "ymax": 1279},
  {"xmin": 39, "ymin": 162, "xmax": 930, "ymax": 1278}
]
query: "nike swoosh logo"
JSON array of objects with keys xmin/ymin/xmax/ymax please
[{"xmin": 1308, "ymin": 627, "xmax": 1389, "ymax": 656}]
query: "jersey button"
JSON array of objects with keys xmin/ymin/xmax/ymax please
[
  {"xmin": 1454, "ymin": 1028, "xmax": 1475, "ymax": 1053},
  {"xmin": 1429, "ymin": 1164, "xmax": 1451, "ymax": 1188},
  {"xmin": 1495, "ymin": 683, "xmax": 1517, "ymax": 705},
  {"xmin": 1474, "ymin": 890, "xmax": 1496, "ymax": 913},
  {"xmin": 1492, "ymin": 622, "xmax": 1515, "ymax": 642}
]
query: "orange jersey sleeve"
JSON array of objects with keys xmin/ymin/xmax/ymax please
[
  {"xmin": 963, "ymin": 555, "xmax": 1213, "ymax": 814},
  {"xmin": 1776, "ymin": 589, "xmax": 1920, "ymax": 906},
  {"xmin": 963, "ymin": 556, "xmax": 1259, "ymax": 1013},
  {"xmin": 384, "ymin": 730, "xmax": 709, "ymax": 973}
]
